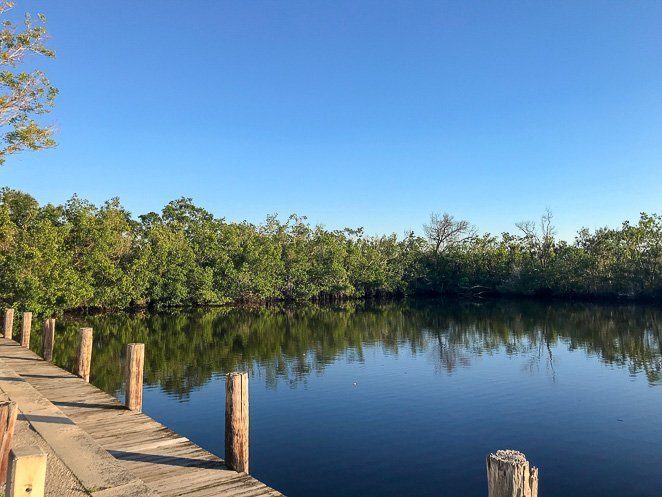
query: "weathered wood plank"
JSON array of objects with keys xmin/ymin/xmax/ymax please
[{"xmin": 0, "ymin": 339, "xmax": 283, "ymax": 497}]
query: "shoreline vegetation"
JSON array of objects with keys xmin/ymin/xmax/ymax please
[{"xmin": 0, "ymin": 188, "xmax": 660, "ymax": 315}]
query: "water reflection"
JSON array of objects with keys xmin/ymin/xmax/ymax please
[{"xmin": 41, "ymin": 300, "xmax": 662, "ymax": 398}]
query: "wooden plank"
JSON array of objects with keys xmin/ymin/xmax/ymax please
[{"xmin": 0, "ymin": 339, "xmax": 283, "ymax": 497}]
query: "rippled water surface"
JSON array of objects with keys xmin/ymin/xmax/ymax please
[{"xmin": 48, "ymin": 300, "xmax": 662, "ymax": 497}]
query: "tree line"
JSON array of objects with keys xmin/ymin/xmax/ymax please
[{"xmin": 0, "ymin": 188, "xmax": 660, "ymax": 314}]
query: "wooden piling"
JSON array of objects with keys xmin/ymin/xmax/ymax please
[
  {"xmin": 77, "ymin": 328, "xmax": 93, "ymax": 383},
  {"xmin": 125, "ymin": 343, "xmax": 144, "ymax": 412},
  {"xmin": 486, "ymin": 450, "xmax": 538, "ymax": 497},
  {"xmin": 6, "ymin": 447, "xmax": 46, "ymax": 497},
  {"xmin": 3, "ymin": 308, "xmax": 14, "ymax": 340},
  {"xmin": 225, "ymin": 372, "xmax": 249, "ymax": 473},
  {"xmin": 20, "ymin": 313, "xmax": 32, "ymax": 348},
  {"xmin": 42, "ymin": 319, "xmax": 55, "ymax": 362},
  {"xmin": 0, "ymin": 400, "xmax": 18, "ymax": 484}
]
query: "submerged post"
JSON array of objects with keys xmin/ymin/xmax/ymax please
[
  {"xmin": 42, "ymin": 319, "xmax": 55, "ymax": 362},
  {"xmin": 225, "ymin": 372, "xmax": 249, "ymax": 473},
  {"xmin": 486, "ymin": 450, "xmax": 538, "ymax": 497},
  {"xmin": 77, "ymin": 328, "xmax": 93, "ymax": 383},
  {"xmin": 125, "ymin": 343, "xmax": 144, "ymax": 412},
  {"xmin": 3, "ymin": 308, "xmax": 14, "ymax": 339},
  {"xmin": 20, "ymin": 313, "xmax": 32, "ymax": 348},
  {"xmin": 6, "ymin": 447, "xmax": 46, "ymax": 497},
  {"xmin": 0, "ymin": 400, "xmax": 18, "ymax": 484}
]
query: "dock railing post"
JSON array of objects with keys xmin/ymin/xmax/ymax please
[
  {"xmin": 486, "ymin": 450, "xmax": 538, "ymax": 497},
  {"xmin": 225, "ymin": 372, "xmax": 249, "ymax": 473},
  {"xmin": 20, "ymin": 312, "xmax": 32, "ymax": 348},
  {"xmin": 125, "ymin": 343, "xmax": 144, "ymax": 412},
  {"xmin": 6, "ymin": 447, "xmax": 47, "ymax": 497},
  {"xmin": 3, "ymin": 308, "xmax": 14, "ymax": 339},
  {"xmin": 42, "ymin": 318, "xmax": 55, "ymax": 362},
  {"xmin": 77, "ymin": 328, "xmax": 93, "ymax": 383},
  {"xmin": 0, "ymin": 400, "xmax": 18, "ymax": 484}
]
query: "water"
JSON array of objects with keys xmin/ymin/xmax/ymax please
[{"xmin": 46, "ymin": 300, "xmax": 662, "ymax": 497}]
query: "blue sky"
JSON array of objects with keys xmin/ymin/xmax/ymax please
[{"xmin": 1, "ymin": 1, "xmax": 661, "ymax": 240}]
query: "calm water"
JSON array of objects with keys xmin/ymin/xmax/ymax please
[{"xmin": 46, "ymin": 300, "xmax": 661, "ymax": 497}]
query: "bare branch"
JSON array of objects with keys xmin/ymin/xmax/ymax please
[{"xmin": 424, "ymin": 212, "xmax": 475, "ymax": 253}]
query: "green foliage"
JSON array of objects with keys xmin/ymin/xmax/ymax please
[
  {"xmin": 0, "ymin": 188, "xmax": 660, "ymax": 315},
  {"xmin": 0, "ymin": 2, "xmax": 57, "ymax": 165}
]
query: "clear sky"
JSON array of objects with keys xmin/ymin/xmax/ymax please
[{"xmin": 1, "ymin": 1, "xmax": 661, "ymax": 240}]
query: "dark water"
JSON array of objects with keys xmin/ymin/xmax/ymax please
[{"xmin": 45, "ymin": 300, "xmax": 662, "ymax": 497}]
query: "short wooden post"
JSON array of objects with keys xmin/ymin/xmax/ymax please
[
  {"xmin": 6, "ymin": 447, "xmax": 46, "ymax": 497},
  {"xmin": 42, "ymin": 318, "xmax": 55, "ymax": 362},
  {"xmin": 20, "ymin": 312, "xmax": 32, "ymax": 348},
  {"xmin": 487, "ymin": 450, "xmax": 538, "ymax": 497},
  {"xmin": 225, "ymin": 372, "xmax": 249, "ymax": 473},
  {"xmin": 125, "ymin": 343, "xmax": 144, "ymax": 412},
  {"xmin": 77, "ymin": 328, "xmax": 93, "ymax": 383},
  {"xmin": 3, "ymin": 308, "xmax": 14, "ymax": 339},
  {"xmin": 0, "ymin": 400, "xmax": 18, "ymax": 484}
]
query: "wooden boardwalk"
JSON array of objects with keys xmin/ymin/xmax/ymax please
[{"xmin": 0, "ymin": 338, "xmax": 284, "ymax": 497}]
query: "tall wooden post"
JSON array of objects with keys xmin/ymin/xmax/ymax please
[
  {"xmin": 42, "ymin": 319, "xmax": 55, "ymax": 362},
  {"xmin": 487, "ymin": 450, "xmax": 538, "ymax": 497},
  {"xmin": 125, "ymin": 343, "xmax": 144, "ymax": 412},
  {"xmin": 225, "ymin": 372, "xmax": 249, "ymax": 473},
  {"xmin": 20, "ymin": 313, "xmax": 32, "ymax": 348},
  {"xmin": 3, "ymin": 308, "xmax": 14, "ymax": 339},
  {"xmin": 0, "ymin": 401, "xmax": 18, "ymax": 484},
  {"xmin": 77, "ymin": 328, "xmax": 93, "ymax": 383},
  {"xmin": 6, "ymin": 447, "xmax": 46, "ymax": 497}
]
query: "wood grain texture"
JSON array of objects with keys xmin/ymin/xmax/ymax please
[
  {"xmin": 0, "ymin": 400, "xmax": 18, "ymax": 484},
  {"xmin": 3, "ymin": 309, "xmax": 14, "ymax": 340},
  {"xmin": 125, "ymin": 343, "xmax": 144, "ymax": 412},
  {"xmin": 0, "ymin": 339, "xmax": 283, "ymax": 497},
  {"xmin": 487, "ymin": 450, "xmax": 538, "ymax": 497},
  {"xmin": 76, "ymin": 328, "xmax": 93, "ymax": 383},
  {"xmin": 20, "ymin": 313, "xmax": 31, "ymax": 348},
  {"xmin": 225, "ymin": 372, "xmax": 249, "ymax": 473},
  {"xmin": 41, "ymin": 319, "xmax": 55, "ymax": 362},
  {"xmin": 6, "ymin": 447, "xmax": 47, "ymax": 497}
]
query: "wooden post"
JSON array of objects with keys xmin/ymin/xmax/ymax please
[
  {"xmin": 77, "ymin": 328, "xmax": 93, "ymax": 383},
  {"xmin": 225, "ymin": 372, "xmax": 249, "ymax": 473},
  {"xmin": 3, "ymin": 308, "xmax": 14, "ymax": 339},
  {"xmin": 42, "ymin": 318, "xmax": 55, "ymax": 362},
  {"xmin": 0, "ymin": 400, "xmax": 18, "ymax": 484},
  {"xmin": 6, "ymin": 447, "xmax": 46, "ymax": 497},
  {"xmin": 487, "ymin": 450, "xmax": 538, "ymax": 497},
  {"xmin": 20, "ymin": 312, "xmax": 32, "ymax": 348},
  {"xmin": 125, "ymin": 343, "xmax": 144, "ymax": 412}
]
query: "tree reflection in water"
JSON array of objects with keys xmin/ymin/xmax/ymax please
[{"xmin": 39, "ymin": 300, "xmax": 662, "ymax": 399}]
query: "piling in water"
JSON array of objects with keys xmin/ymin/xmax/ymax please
[
  {"xmin": 77, "ymin": 328, "xmax": 93, "ymax": 383},
  {"xmin": 486, "ymin": 449, "xmax": 538, "ymax": 497},
  {"xmin": 3, "ymin": 309, "xmax": 14, "ymax": 340},
  {"xmin": 41, "ymin": 319, "xmax": 55, "ymax": 362},
  {"xmin": 125, "ymin": 343, "xmax": 144, "ymax": 412},
  {"xmin": 225, "ymin": 372, "xmax": 249, "ymax": 473},
  {"xmin": 20, "ymin": 313, "xmax": 31, "ymax": 348}
]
